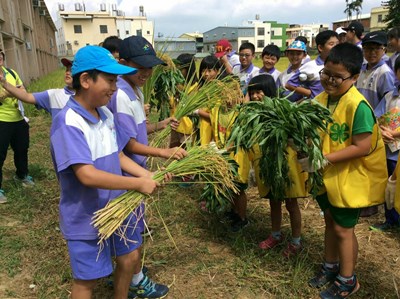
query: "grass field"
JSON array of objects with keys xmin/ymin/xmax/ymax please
[{"xmin": 0, "ymin": 67, "xmax": 400, "ymax": 299}]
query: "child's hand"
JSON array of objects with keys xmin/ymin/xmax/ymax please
[
  {"xmin": 160, "ymin": 147, "xmax": 187, "ymax": 160},
  {"xmin": 169, "ymin": 117, "xmax": 180, "ymax": 131},
  {"xmin": 136, "ymin": 177, "xmax": 159, "ymax": 195},
  {"xmin": 144, "ymin": 103, "xmax": 151, "ymax": 116},
  {"xmin": 298, "ymin": 156, "xmax": 328, "ymax": 172},
  {"xmin": 380, "ymin": 125, "xmax": 395, "ymax": 143}
]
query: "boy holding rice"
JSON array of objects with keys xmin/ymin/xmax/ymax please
[
  {"xmin": 49, "ymin": 45, "xmax": 168, "ymax": 299},
  {"xmin": 304, "ymin": 43, "xmax": 387, "ymax": 298}
]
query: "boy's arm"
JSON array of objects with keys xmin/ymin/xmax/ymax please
[
  {"xmin": 325, "ymin": 132, "xmax": 372, "ymax": 164},
  {"xmin": 119, "ymin": 152, "xmax": 152, "ymax": 178},
  {"xmin": 72, "ymin": 163, "xmax": 158, "ymax": 195},
  {"xmin": 0, "ymin": 75, "xmax": 36, "ymax": 104},
  {"xmin": 125, "ymin": 138, "xmax": 187, "ymax": 160}
]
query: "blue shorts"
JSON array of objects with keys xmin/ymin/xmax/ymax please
[{"xmin": 67, "ymin": 206, "xmax": 144, "ymax": 280}]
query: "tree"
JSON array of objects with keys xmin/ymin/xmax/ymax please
[
  {"xmin": 344, "ymin": 0, "xmax": 363, "ymax": 20},
  {"xmin": 382, "ymin": 0, "xmax": 400, "ymax": 29}
]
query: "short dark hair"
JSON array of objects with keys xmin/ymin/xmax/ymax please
[
  {"xmin": 199, "ymin": 55, "xmax": 222, "ymax": 86},
  {"xmin": 394, "ymin": 55, "xmax": 400, "ymax": 73},
  {"xmin": 72, "ymin": 69, "xmax": 101, "ymax": 91},
  {"xmin": 315, "ymin": 30, "xmax": 338, "ymax": 48},
  {"xmin": 261, "ymin": 44, "xmax": 281, "ymax": 60},
  {"xmin": 388, "ymin": 27, "xmax": 400, "ymax": 40},
  {"xmin": 247, "ymin": 74, "xmax": 277, "ymax": 98},
  {"xmin": 324, "ymin": 43, "xmax": 363, "ymax": 76},
  {"xmin": 176, "ymin": 53, "xmax": 198, "ymax": 83},
  {"xmin": 295, "ymin": 36, "xmax": 308, "ymax": 45},
  {"xmin": 102, "ymin": 36, "xmax": 122, "ymax": 54},
  {"xmin": 239, "ymin": 42, "xmax": 255, "ymax": 54}
]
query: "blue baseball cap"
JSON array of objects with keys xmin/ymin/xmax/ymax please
[
  {"xmin": 71, "ymin": 45, "xmax": 137, "ymax": 76},
  {"xmin": 286, "ymin": 40, "xmax": 307, "ymax": 52}
]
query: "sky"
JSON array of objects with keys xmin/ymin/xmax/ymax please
[{"xmin": 43, "ymin": 0, "xmax": 384, "ymax": 37}]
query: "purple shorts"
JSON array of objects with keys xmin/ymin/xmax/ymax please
[{"xmin": 67, "ymin": 207, "xmax": 144, "ymax": 280}]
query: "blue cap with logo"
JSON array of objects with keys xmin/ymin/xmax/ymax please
[
  {"xmin": 286, "ymin": 40, "xmax": 307, "ymax": 52},
  {"xmin": 71, "ymin": 45, "xmax": 137, "ymax": 76},
  {"xmin": 119, "ymin": 36, "xmax": 167, "ymax": 68}
]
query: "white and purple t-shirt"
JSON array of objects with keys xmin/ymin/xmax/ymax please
[
  {"xmin": 286, "ymin": 56, "xmax": 325, "ymax": 102},
  {"xmin": 51, "ymin": 99, "xmax": 129, "ymax": 240},
  {"xmin": 34, "ymin": 86, "xmax": 74, "ymax": 118},
  {"xmin": 277, "ymin": 66, "xmax": 300, "ymax": 101},
  {"xmin": 107, "ymin": 77, "xmax": 148, "ymax": 168},
  {"xmin": 356, "ymin": 59, "xmax": 395, "ymax": 109},
  {"xmin": 227, "ymin": 51, "xmax": 240, "ymax": 68},
  {"xmin": 232, "ymin": 63, "xmax": 260, "ymax": 95},
  {"xmin": 257, "ymin": 67, "xmax": 281, "ymax": 83}
]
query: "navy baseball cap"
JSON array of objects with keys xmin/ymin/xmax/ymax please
[
  {"xmin": 362, "ymin": 31, "xmax": 388, "ymax": 46},
  {"xmin": 343, "ymin": 21, "xmax": 364, "ymax": 36},
  {"xmin": 71, "ymin": 45, "xmax": 137, "ymax": 76},
  {"xmin": 119, "ymin": 36, "xmax": 167, "ymax": 68}
]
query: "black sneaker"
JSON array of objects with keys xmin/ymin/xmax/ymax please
[
  {"xmin": 319, "ymin": 276, "xmax": 360, "ymax": 298},
  {"xmin": 230, "ymin": 218, "xmax": 249, "ymax": 232},
  {"xmin": 308, "ymin": 265, "xmax": 339, "ymax": 288},
  {"xmin": 129, "ymin": 274, "xmax": 169, "ymax": 298}
]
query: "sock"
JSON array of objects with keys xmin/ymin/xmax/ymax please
[
  {"xmin": 131, "ymin": 270, "xmax": 144, "ymax": 285},
  {"xmin": 291, "ymin": 237, "xmax": 301, "ymax": 246},
  {"xmin": 324, "ymin": 261, "xmax": 339, "ymax": 271},
  {"xmin": 271, "ymin": 231, "xmax": 281, "ymax": 239},
  {"xmin": 337, "ymin": 274, "xmax": 355, "ymax": 285}
]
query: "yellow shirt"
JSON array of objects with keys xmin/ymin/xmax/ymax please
[{"xmin": 0, "ymin": 66, "xmax": 24, "ymax": 122}]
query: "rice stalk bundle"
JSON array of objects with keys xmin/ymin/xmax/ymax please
[
  {"xmin": 150, "ymin": 77, "xmax": 242, "ymax": 147},
  {"xmin": 229, "ymin": 96, "xmax": 332, "ymax": 200},
  {"xmin": 92, "ymin": 145, "xmax": 238, "ymax": 243}
]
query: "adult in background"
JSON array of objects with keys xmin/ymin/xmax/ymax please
[
  {"xmin": 343, "ymin": 21, "xmax": 364, "ymax": 48},
  {"xmin": 0, "ymin": 49, "xmax": 34, "ymax": 203},
  {"xmin": 335, "ymin": 27, "xmax": 347, "ymax": 44},
  {"xmin": 214, "ymin": 39, "xmax": 240, "ymax": 75}
]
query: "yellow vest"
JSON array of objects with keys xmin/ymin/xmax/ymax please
[
  {"xmin": 210, "ymin": 106, "xmax": 250, "ymax": 184},
  {"xmin": 316, "ymin": 86, "xmax": 387, "ymax": 208}
]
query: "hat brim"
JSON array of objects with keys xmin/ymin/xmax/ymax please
[
  {"xmin": 97, "ymin": 64, "xmax": 138, "ymax": 75},
  {"xmin": 129, "ymin": 55, "xmax": 167, "ymax": 68},
  {"xmin": 362, "ymin": 40, "xmax": 386, "ymax": 46},
  {"xmin": 61, "ymin": 58, "xmax": 73, "ymax": 67},
  {"xmin": 286, "ymin": 48, "xmax": 306, "ymax": 52},
  {"xmin": 215, "ymin": 51, "xmax": 226, "ymax": 58}
]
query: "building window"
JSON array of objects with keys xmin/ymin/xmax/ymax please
[
  {"xmin": 378, "ymin": 14, "xmax": 383, "ymax": 22},
  {"xmin": 241, "ymin": 40, "xmax": 249, "ymax": 44},
  {"xmin": 257, "ymin": 27, "xmax": 265, "ymax": 35},
  {"xmin": 74, "ymin": 25, "xmax": 82, "ymax": 34},
  {"xmin": 100, "ymin": 25, "xmax": 108, "ymax": 34},
  {"xmin": 257, "ymin": 40, "xmax": 265, "ymax": 48},
  {"xmin": 136, "ymin": 29, "xmax": 142, "ymax": 36},
  {"xmin": 271, "ymin": 30, "xmax": 275, "ymax": 36},
  {"xmin": 147, "ymin": 31, "xmax": 150, "ymax": 34},
  {"xmin": 126, "ymin": 30, "xmax": 129, "ymax": 35}
]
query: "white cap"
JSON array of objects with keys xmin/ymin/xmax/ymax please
[{"xmin": 336, "ymin": 27, "xmax": 346, "ymax": 35}]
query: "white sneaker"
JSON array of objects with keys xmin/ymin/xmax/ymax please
[
  {"xmin": 0, "ymin": 189, "xmax": 7, "ymax": 204},
  {"xmin": 14, "ymin": 175, "xmax": 35, "ymax": 187}
]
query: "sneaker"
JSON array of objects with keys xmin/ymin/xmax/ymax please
[
  {"xmin": 282, "ymin": 242, "xmax": 303, "ymax": 258},
  {"xmin": 308, "ymin": 265, "xmax": 339, "ymax": 288},
  {"xmin": 319, "ymin": 276, "xmax": 360, "ymax": 299},
  {"xmin": 219, "ymin": 210, "xmax": 239, "ymax": 224},
  {"xmin": 129, "ymin": 274, "xmax": 169, "ymax": 299},
  {"xmin": 14, "ymin": 175, "xmax": 35, "ymax": 187},
  {"xmin": 369, "ymin": 222, "xmax": 398, "ymax": 232},
  {"xmin": 0, "ymin": 189, "xmax": 7, "ymax": 204},
  {"xmin": 230, "ymin": 218, "xmax": 249, "ymax": 232},
  {"xmin": 259, "ymin": 234, "xmax": 284, "ymax": 250}
]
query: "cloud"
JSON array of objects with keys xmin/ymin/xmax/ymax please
[{"xmin": 44, "ymin": 0, "xmax": 383, "ymax": 37}]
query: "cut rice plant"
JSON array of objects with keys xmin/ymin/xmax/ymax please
[
  {"xmin": 92, "ymin": 145, "xmax": 238, "ymax": 243},
  {"xmin": 151, "ymin": 77, "xmax": 243, "ymax": 147},
  {"xmin": 229, "ymin": 96, "xmax": 332, "ymax": 200}
]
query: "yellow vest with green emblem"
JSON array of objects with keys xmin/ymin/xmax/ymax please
[
  {"xmin": 316, "ymin": 86, "xmax": 387, "ymax": 208},
  {"xmin": 0, "ymin": 66, "xmax": 24, "ymax": 122}
]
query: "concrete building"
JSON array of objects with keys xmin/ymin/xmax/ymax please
[
  {"xmin": 332, "ymin": 13, "xmax": 371, "ymax": 34},
  {"xmin": 286, "ymin": 23, "xmax": 329, "ymax": 48},
  {"xmin": 370, "ymin": 6, "xmax": 389, "ymax": 32},
  {"xmin": 0, "ymin": 0, "xmax": 58, "ymax": 84},
  {"xmin": 203, "ymin": 19, "xmax": 288, "ymax": 55},
  {"xmin": 55, "ymin": 3, "xmax": 154, "ymax": 59},
  {"xmin": 154, "ymin": 37, "xmax": 197, "ymax": 59},
  {"xmin": 179, "ymin": 32, "xmax": 203, "ymax": 53}
]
